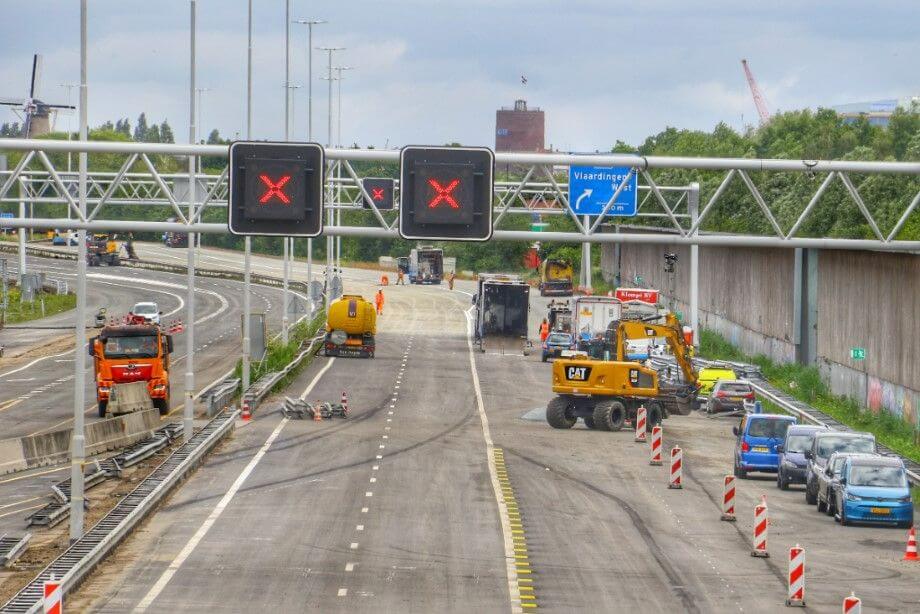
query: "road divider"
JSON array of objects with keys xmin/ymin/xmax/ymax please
[
  {"xmin": 668, "ymin": 446, "xmax": 682, "ymax": 489},
  {"xmin": 634, "ymin": 405, "xmax": 647, "ymax": 442},
  {"xmin": 785, "ymin": 544, "xmax": 805, "ymax": 607},
  {"xmin": 721, "ymin": 475, "xmax": 736, "ymax": 521},
  {"xmin": 649, "ymin": 425, "xmax": 662, "ymax": 465},
  {"xmin": 752, "ymin": 499, "xmax": 769, "ymax": 557},
  {"xmin": 0, "ymin": 409, "xmax": 160, "ymax": 476},
  {"xmin": 843, "ymin": 592, "xmax": 861, "ymax": 613}
]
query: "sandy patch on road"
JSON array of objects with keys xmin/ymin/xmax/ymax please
[{"xmin": 0, "ymin": 333, "xmax": 77, "ymax": 368}]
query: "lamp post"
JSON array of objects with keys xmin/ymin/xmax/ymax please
[
  {"xmin": 243, "ymin": 0, "xmax": 253, "ymax": 397},
  {"xmin": 333, "ymin": 65, "xmax": 353, "ymax": 271},
  {"xmin": 318, "ymin": 47, "xmax": 344, "ymax": 314}
]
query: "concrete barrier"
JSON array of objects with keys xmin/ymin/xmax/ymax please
[{"xmin": 0, "ymin": 409, "xmax": 161, "ymax": 476}]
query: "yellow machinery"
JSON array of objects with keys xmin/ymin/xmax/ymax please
[
  {"xmin": 539, "ymin": 259, "xmax": 574, "ymax": 296},
  {"xmin": 86, "ymin": 234, "xmax": 121, "ymax": 267},
  {"xmin": 324, "ymin": 294, "xmax": 377, "ymax": 358},
  {"xmin": 548, "ymin": 313, "xmax": 699, "ymax": 431}
]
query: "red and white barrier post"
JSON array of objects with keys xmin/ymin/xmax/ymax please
[
  {"xmin": 649, "ymin": 426, "xmax": 663, "ymax": 466},
  {"xmin": 721, "ymin": 475, "xmax": 736, "ymax": 521},
  {"xmin": 341, "ymin": 390, "xmax": 349, "ymax": 416},
  {"xmin": 668, "ymin": 446, "xmax": 682, "ymax": 489},
  {"xmin": 43, "ymin": 575, "xmax": 61, "ymax": 614},
  {"xmin": 785, "ymin": 544, "xmax": 805, "ymax": 607},
  {"xmin": 842, "ymin": 592, "xmax": 861, "ymax": 614},
  {"xmin": 634, "ymin": 406, "xmax": 647, "ymax": 442},
  {"xmin": 751, "ymin": 500, "xmax": 769, "ymax": 557}
]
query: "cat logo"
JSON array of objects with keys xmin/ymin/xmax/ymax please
[{"xmin": 565, "ymin": 366, "xmax": 591, "ymax": 381}]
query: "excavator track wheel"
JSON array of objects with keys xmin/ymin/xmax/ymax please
[{"xmin": 546, "ymin": 397, "xmax": 576, "ymax": 429}]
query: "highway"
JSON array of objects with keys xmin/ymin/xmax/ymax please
[{"xmin": 44, "ymin": 271, "xmax": 916, "ymax": 613}]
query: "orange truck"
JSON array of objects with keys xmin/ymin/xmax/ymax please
[{"xmin": 89, "ymin": 323, "xmax": 173, "ymax": 417}]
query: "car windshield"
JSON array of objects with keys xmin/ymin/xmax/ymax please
[
  {"xmin": 720, "ymin": 383, "xmax": 752, "ymax": 394},
  {"xmin": 134, "ymin": 304, "xmax": 157, "ymax": 314},
  {"xmin": 816, "ymin": 436, "xmax": 875, "ymax": 460},
  {"xmin": 849, "ymin": 465, "xmax": 907, "ymax": 488},
  {"xmin": 785, "ymin": 434, "xmax": 813, "ymax": 454},
  {"xmin": 103, "ymin": 335, "xmax": 159, "ymax": 359},
  {"xmin": 548, "ymin": 333, "xmax": 571, "ymax": 344},
  {"xmin": 747, "ymin": 418, "xmax": 792, "ymax": 439}
]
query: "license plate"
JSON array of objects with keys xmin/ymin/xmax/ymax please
[
  {"xmin": 730, "ymin": 396, "xmax": 743, "ymax": 401},
  {"xmin": 753, "ymin": 446, "xmax": 770, "ymax": 453},
  {"xmin": 869, "ymin": 507, "xmax": 890, "ymax": 515}
]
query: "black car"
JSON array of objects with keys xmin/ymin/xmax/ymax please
[
  {"xmin": 805, "ymin": 431, "xmax": 876, "ymax": 505},
  {"xmin": 776, "ymin": 424, "xmax": 828, "ymax": 490}
]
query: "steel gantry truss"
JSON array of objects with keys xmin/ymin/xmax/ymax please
[{"xmin": 0, "ymin": 138, "xmax": 919, "ymax": 250}]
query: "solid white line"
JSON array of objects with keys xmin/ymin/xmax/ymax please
[
  {"xmin": 135, "ymin": 357, "xmax": 337, "ymax": 611},
  {"xmin": 337, "ymin": 588, "xmax": 348, "ymax": 597},
  {"xmin": 464, "ymin": 307, "xmax": 522, "ymax": 614}
]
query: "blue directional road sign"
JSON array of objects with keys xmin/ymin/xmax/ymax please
[{"xmin": 567, "ymin": 166, "xmax": 638, "ymax": 216}]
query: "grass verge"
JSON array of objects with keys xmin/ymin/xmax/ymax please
[
  {"xmin": 1, "ymin": 287, "xmax": 76, "ymax": 325},
  {"xmin": 699, "ymin": 329, "xmax": 920, "ymax": 469}
]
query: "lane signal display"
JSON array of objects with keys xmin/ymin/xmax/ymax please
[
  {"xmin": 228, "ymin": 141, "xmax": 324, "ymax": 236},
  {"xmin": 361, "ymin": 177, "xmax": 395, "ymax": 211},
  {"xmin": 399, "ymin": 146, "xmax": 494, "ymax": 241}
]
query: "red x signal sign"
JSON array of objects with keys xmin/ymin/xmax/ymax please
[
  {"xmin": 371, "ymin": 187, "xmax": 385, "ymax": 201},
  {"xmin": 258, "ymin": 174, "xmax": 292, "ymax": 204},
  {"xmin": 427, "ymin": 178, "xmax": 460, "ymax": 209}
]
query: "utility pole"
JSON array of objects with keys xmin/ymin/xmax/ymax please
[
  {"xmin": 333, "ymin": 65, "xmax": 353, "ymax": 272},
  {"xmin": 318, "ymin": 47, "xmax": 343, "ymax": 314},
  {"xmin": 281, "ymin": 0, "xmax": 293, "ymax": 343},
  {"xmin": 243, "ymin": 0, "xmax": 253, "ymax": 395},
  {"xmin": 184, "ymin": 0, "xmax": 197, "ymax": 443},
  {"xmin": 69, "ymin": 0, "xmax": 89, "ymax": 543}
]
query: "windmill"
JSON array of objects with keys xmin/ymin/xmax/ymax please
[{"xmin": 0, "ymin": 54, "xmax": 76, "ymax": 137}]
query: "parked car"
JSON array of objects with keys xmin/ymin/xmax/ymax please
[
  {"xmin": 541, "ymin": 331, "xmax": 575, "ymax": 362},
  {"xmin": 130, "ymin": 301, "xmax": 162, "ymax": 325},
  {"xmin": 705, "ymin": 380, "xmax": 755, "ymax": 414},
  {"xmin": 805, "ymin": 431, "xmax": 876, "ymax": 505},
  {"xmin": 835, "ymin": 456, "xmax": 914, "ymax": 528},
  {"xmin": 776, "ymin": 424, "xmax": 828, "ymax": 490},
  {"xmin": 698, "ymin": 365, "xmax": 737, "ymax": 397},
  {"xmin": 817, "ymin": 452, "xmax": 879, "ymax": 515},
  {"xmin": 52, "ymin": 230, "xmax": 78, "ymax": 246},
  {"xmin": 732, "ymin": 413, "xmax": 797, "ymax": 478}
]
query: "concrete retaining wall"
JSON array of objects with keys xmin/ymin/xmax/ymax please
[{"xmin": 0, "ymin": 409, "xmax": 160, "ymax": 476}]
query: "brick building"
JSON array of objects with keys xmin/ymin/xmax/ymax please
[{"xmin": 495, "ymin": 99, "xmax": 544, "ymax": 153}]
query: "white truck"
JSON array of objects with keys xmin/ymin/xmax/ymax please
[
  {"xmin": 573, "ymin": 296, "xmax": 622, "ymax": 351},
  {"xmin": 408, "ymin": 246, "xmax": 444, "ymax": 285}
]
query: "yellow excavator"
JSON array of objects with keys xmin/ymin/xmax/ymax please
[{"xmin": 547, "ymin": 313, "xmax": 699, "ymax": 431}]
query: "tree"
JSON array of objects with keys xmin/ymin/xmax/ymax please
[
  {"xmin": 134, "ymin": 113, "xmax": 148, "ymax": 141},
  {"xmin": 159, "ymin": 120, "xmax": 175, "ymax": 144},
  {"xmin": 145, "ymin": 123, "xmax": 160, "ymax": 143},
  {"xmin": 115, "ymin": 118, "xmax": 131, "ymax": 137}
]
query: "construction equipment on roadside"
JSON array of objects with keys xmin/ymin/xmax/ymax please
[
  {"xmin": 539, "ymin": 258, "xmax": 574, "ymax": 297},
  {"xmin": 281, "ymin": 397, "xmax": 348, "ymax": 420},
  {"xmin": 323, "ymin": 294, "xmax": 376, "ymax": 358},
  {"xmin": 547, "ymin": 312, "xmax": 700, "ymax": 432},
  {"xmin": 89, "ymin": 323, "xmax": 173, "ymax": 417},
  {"xmin": 86, "ymin": 233, "xmax": 121, "ymax": 267},
  {"xmin": 546, "ymin": 300, "xmax": 572, "ymax": 333},
  {"xmin": 474, "ymin": 273, "xmax": 531, "ymax": 355}
]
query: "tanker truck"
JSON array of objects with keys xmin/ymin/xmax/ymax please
[{"xmin": 323, "ymin": 294, "xmax": 377, "ymax": 358}]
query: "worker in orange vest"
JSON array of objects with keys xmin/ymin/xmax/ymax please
[
  {"xmin": 539, "ymin": 318, "xmax": 550, "ymax": 343},
  {"xmin": 375, "ymin": 289, "xmax": 385, "ymax": 315}
]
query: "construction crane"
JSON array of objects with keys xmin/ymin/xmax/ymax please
[{"xmin": 741, "ymin": 59, "xmax": 771, "ymax": 124}]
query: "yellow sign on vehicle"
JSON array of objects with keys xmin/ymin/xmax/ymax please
[{"xmin": 869, "ymin": 507, "xmax": 890, "ymax": 515}]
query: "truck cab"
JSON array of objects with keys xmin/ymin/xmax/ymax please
[{"xmin": 90, "ymin": 324, "xmax": 173, "ymax": 417}]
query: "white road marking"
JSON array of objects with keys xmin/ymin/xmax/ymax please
[
  {"xmin": 345, "ymin": 563, "xmax": 355, "ymax": 572},
  {"xmin": 337, "ymin": 588, "xmax": 348, "ymax": 597},
  {"xmin": 464, "ymin": 307, "xmax": 523, "ymax": 614},
  {"xmin": 375, "ymin": 455, "xmax": 382, "ymax": 460},
  {"xmin": 365, "ymin": 491, "xmax": 373, "ymax": 497},
  {"xmin": 361, "ymin": 507, "xmax": 369, "ymax": 513},
  {"xmin": 370, "ymin": 477, "xmax": 377, "ymax": 483},
  {"xmin": 135, "ymin": 357, "xmax": 337, "ymax": 611},
  {"xmin": 356, "ymin": 524, "xmax": 364, "ymax": 531},
  {"xmin": 372, "ymin": 465, "xmax": 379, "ymax": 471},
  {"xmin": 350, "ymin": 542, "xmax": 359, "ymax": 549}
]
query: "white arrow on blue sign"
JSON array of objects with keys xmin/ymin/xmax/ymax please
[{"xmin": 567, "ymin": 165, "xmax": 638, "ymax": 216}]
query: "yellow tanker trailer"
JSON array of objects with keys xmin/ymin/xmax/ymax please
[{"xmin": 323, "ymin": 295, "xmax": 377, "ymax": 358}]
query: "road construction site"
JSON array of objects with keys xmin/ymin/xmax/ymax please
[{"xmin": 0, "ymin": 241, "xmax": 918, "ymax": 613}]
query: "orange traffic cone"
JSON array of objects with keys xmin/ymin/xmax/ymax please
[
  {"xmin": 904, "ymin": 526, "xmax": 918, "ymax": 561},
  {"xmin": 313, "ymin": 402, "xmax": 323, "ymax": 422},
  {"xmin": 241, "ymin": 402, "xmax": 251, "ymax": 421}
]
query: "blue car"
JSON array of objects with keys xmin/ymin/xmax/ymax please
[
  {"xmin": 835, "ymin": 456, "xmax": 914, "ymax": 528},
  {"xmin": 733, "ymin": 413, "xmax": 797, "ymax": 478},
  {"xmin": 541, "ymin": 332, "xmax": 574, "ymax": 362},
  {"xmin": 776, "ymin": 424, "xmax": 828, "ymax": 489}
]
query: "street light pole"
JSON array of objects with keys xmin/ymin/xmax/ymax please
[
  {"xmin": 243, "ymin": 0, "xmax": 253, "ymax": 396},
  {"xmin": 281, "ymin": 0, "xmax": 292, "ymax": 343},
  {"xmin": 318, "ymin": 47, "xmax": 343, "ymax": 314},
  {"xmin": 333, "ymin": 65, "xmax": 353, "ymax": 272},
  {"xmin": 184, "ymin": 0, "xmax": 197, "ymax": 443},
  {"xmin": 69, "ymin": 0, "xmax": 89, "ymax": 543}
]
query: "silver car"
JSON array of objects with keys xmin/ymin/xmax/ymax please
[{"xmin": 816, "ymin": 451, "xmax": 879, "ymax": 516}]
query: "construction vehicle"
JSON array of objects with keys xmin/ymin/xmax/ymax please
[
  {"xmin": 539, "ymin": 259, "xmax": 574, "ymax": 296},
  {"xmin": 408, "ymin": 246, "xmax": 443, "ymax": 284},
  {"xmin": 324, "ymin": 294, "xmax": 377, "ymax": 358},
  {"xmin": 547, "ymin": 313, "xmax": 699, "ymax": 431},
  {"xmin": 474, "ymin": 274, "xmax": 531, "ymax": 354},
  {"xmin": 547, "ymin": 300, "xmax": 573, "ymax": 333},
  {"xmin": 89, "ymin": 323, "xmax": 173, "ymax": 417},
  {"xmin": 86, "ymin": 234, "xmax": 121, "ymax": 267},
  {"xmin": 163, "ymin": 217, "xmax": 189, "ymax": 247}
]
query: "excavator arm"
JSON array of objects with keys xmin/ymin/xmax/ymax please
[{"xmin": 613, "ymin": 315, "xmax": 698, "ymax": 387}]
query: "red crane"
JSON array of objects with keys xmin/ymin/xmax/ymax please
[{"xmin": 741, "ymin": 59, "xmax": 771, "ymax": 124}]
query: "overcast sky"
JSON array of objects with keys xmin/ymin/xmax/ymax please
[{"xmin": 1, "ymin": 0, "xmax": 917, "ymax": 151}]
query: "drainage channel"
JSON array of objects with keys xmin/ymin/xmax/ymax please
[{"xmin": 0, "ymin": 410, "xmax": 237, "ymax": 614}]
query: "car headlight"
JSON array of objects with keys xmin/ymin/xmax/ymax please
[
  {"xmin": 899, "ymin": 495, "xmax": 912, "ymax": 503},
  {"xmin": 845, "ymin": 492, "xmax": 862, "ymax": 501}
]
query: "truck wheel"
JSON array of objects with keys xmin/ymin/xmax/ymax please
[
  {"xmin": 154, "ymin": 397, "xmax": 169, "ymax": 416},
  {"xmin": 645, "ymin": 402, "xmax": 663, "ymax": 431},
  {"xmin": 97, "ymin": 401, "xmax": 107, "ymax": 418},
  {"xmin": 546, "ymin": 397, "xmax": 576, "ymax": 429},
  {"xmin": 583, "ymin": 416, "xmax": 597, "ymax": 429},
  {"xmin": 593, "ymin": 400, "xmax": 626, "ymax": 432}
]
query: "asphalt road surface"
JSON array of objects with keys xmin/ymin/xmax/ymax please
[{"xmin": 59, "ymin": 277, "xmax": 918, "ymax": 613}]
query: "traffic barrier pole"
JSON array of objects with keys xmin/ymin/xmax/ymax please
[
  {"xmin": 634, "ymin": 406, "xmax": 647, "ymax": 442},
  {"xmin": 751, "ymin": 501, "xmax": 769, "ymax": 557},
  {"xmin": 313, "ymin": 401, "xmax": 322, "ymax": 422},
  {"xmin": 668, "ymin": 446, "xmax": 682, "ymax": 489},
  {"xmin": 842, "ymin": 592, "xmax": 861, "ymax": 613},
  {"xmin": 903, "ymin": 526, "xmax": 918, "ymax": 561},
  {"xmin": 721, "ymin": 475, "xmax": 736, "ymax": 521},
  {"xmin": 341, "ymin": 390, "xmax": 348, "ymax": 416},
  {"xmin": 649, "ymin": 426, "xmax": 662, "ymax": 465},
  {"xmin": 43, "ymin": 575, "xmax": 61, "ymax": 614},
  {"xmin": 785, "ymin": 544, "xmax": 805, "ymax": 607}
]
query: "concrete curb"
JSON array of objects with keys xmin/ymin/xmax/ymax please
[{"xmin": 0, "ymin": 409, "xmax": 160, "ymax": 476}]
